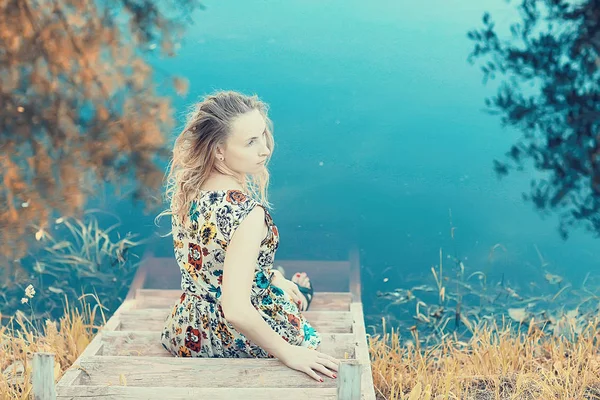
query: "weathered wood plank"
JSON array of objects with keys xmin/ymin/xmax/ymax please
[
  {"xmin": 99, "ymin": 331, "xmax": 357, "ymax": 359},
  {"xmin": 55, "ymin": 251, "xmax": 376, "ymax": 399},
  {"xmin": 350, "ymin": 303, "xmax": 376, "ymax": 400},
  {"xmin": 133, "ymin": 289, "xmax": 352, "ymax": 311},
  {"xmin": 32, "ymin": 352, "xmax": 57, "ymax": 400},
  {"xmin": 55, "ymin": 299, "xmax": 137, "ymax": 391},
  {"xmin": 349, "ymin": 247, "xmax": 362, "ymax": 304},
  {"xmin": 56, "ymin": 386, "xmax": 340, "ymax": 399},
  {"xmin": 116, "ymin": 309, "xmax": 353, "ymax": 334},
  {"xmin": 70, "ymin": 356, "xmax": 340, "ymax": 388},
  {"xmin": 337, "ymin": 360, "xmax": 362, "ymax": 400},
  {"xmin": 141, "ymin": 257, "xmax": 350, "ymax": 292}
]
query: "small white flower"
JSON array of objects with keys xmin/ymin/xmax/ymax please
[
  {"xmin": 25, "ymin": 284, "xmax": 35, "ymax": 299},
  {"xmin": 35, "ymin": 228, "xmax": 46, "ymax": 241},
  {"xmin": 21, "ymin": 297, "xmax": 28, "ymax": 304}
]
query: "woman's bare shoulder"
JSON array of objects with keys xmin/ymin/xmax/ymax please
[{"xmin": 200, "ymin": 175, "xmax": 245, "ymax": 192}]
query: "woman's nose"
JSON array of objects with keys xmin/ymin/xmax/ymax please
[{"xmin": 261, "ymin": 145, "xmax": 270, "ymax": 157}]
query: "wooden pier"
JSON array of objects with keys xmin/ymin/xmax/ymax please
[{"xmin": 52, "ymin": 248, "xmax": 376, "ymax": 399}]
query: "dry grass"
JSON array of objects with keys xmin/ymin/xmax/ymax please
[
  {"xmin": 2, "ymin": 211, "xmax": 598, "ymax": 399},
  {"xmin": 0, "ymin": 293, "xmax": 107, "ymax": 400},
  {"xmin": 368, "ymin": 316, "xmax": 600, "ymax": 400},
  {"xmin": 1, "ymin": 213, "xmax": 143, "ymax": 399},
  {"xmin": 2, "ymin": 291, "xmax": 599, "ymax": 400},
  {"xmin": 369, "ymin": 219, "xmax": 600, "ymax": 399}
]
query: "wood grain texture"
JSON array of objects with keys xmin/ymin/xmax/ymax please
[
  {"xmin": 133, "ymin": 289, "xmax": 352, "ymax": 311},
  {"xmin": 55, "ymin": 251, "xmax": 377, "ymax": 400},
  {"xmin": 56, "ymin": 386, "xmax": 342, "ymax": 400},
  {"xmin": 99, "ymin": 330, "xmax": 357, "ymax": 359},
  {"xmin": 141, "ymin": 257, "xmax": 350, "ymax": 292},
  {"xmin": 116, "ymin": 309, "xmax": 354, "ymax": 334},
  {"xmin": 73, "ymin": 356, "xmax": 340, "ymax": 388}
]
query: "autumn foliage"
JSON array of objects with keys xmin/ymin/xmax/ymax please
[{"xmin": 0, "ymin": 0, "xmax": 201, "ymax": 269}]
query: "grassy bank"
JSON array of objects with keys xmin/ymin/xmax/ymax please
[
  {"xmin": 369, "ymin": 317, "xmax": 600, "ymax": 399},
  {"xmin": 2, "ymin": 294, "xmax": 599, "ymax": 399}
]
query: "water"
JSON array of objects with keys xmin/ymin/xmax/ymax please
[{"xmin": 91, "ymin": 0, "xmax": 599, "ymax": 333}]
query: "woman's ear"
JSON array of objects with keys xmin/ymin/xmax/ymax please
[{"xmin": 215, "ymin": 145, "xmax": 225, "ymax": 161}]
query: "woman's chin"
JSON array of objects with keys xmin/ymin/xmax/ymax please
[{"xmin": 243, "ymin": 165, "xmax": 266, "ymax": 176}]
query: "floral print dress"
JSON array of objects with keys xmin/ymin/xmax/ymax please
[{"xmin": 160, "ymin": 189, "xmax": 321, "ymax": 358}]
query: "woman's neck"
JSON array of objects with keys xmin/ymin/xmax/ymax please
[{"xmin": 202, "ymin": 172, "xmax": 246, "ymax": 191}]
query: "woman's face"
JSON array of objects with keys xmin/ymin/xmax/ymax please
[{"xmin": 218, "ymin": 109, "xmax": 271, "ymax": 175}]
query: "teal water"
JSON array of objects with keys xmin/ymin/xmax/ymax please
[{"xmin": 90, "ymin": 0, "xmax": 599, "ymax": 331}]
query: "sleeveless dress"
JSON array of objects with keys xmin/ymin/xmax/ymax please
[{"xmin": 160, "ymin": 189, "xmax": 322, "ymax": 358}]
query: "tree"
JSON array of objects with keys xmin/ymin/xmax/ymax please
[
  {"xmin": 0, "ymin": 0, "xmax": 203, "ymax": 265},
  {"xmin": 468, "ymin": 0, "xmax": 600, "ymax": 239}
]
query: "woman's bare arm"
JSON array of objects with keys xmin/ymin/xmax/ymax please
[{"xmin": 220, "ymin": 206, "xmax": 291, "ymax": 359}]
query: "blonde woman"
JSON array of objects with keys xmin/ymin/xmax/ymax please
[{"xmin": 157, "ymin": 90, "xmax": 340, "ymax": 383}]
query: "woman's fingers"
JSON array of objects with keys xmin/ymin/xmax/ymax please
[
  {"xmin": 305, "ymin": 367, "xmax": 323, "ymax": 382},
  {"xmin": 288, "ymin": 285, "xmax": 304, "ymax": 311},
  {"xmin": 289, "ymin": 292, "xmax": 302, "ymax": 308},
  {"xmin": 316, "ymin": 357, "xmax": 339, "ymax": 373},
  {"xmin": 293, "ymin": 287, "xmax": 306, "ymax": 311},
  {"xmin": 311, "ymin": 362, "xmax": 336, "ymax": 379},
  {"xmin": 317, "ymin": 352, "xmax": 340, "ymax": 367},
  {"xmin": 297, "ymin": 297, "xmax": 305, "ymax": 311},
  {"xmin": 292, "ymin": 285, "xmax": 301, "ymax": 296}
]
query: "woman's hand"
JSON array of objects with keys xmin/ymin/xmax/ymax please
[
  {"xmin": 271, "ymin": 270, "xmax": 307, "ymax": 311},
  {"xmin": 279, "ymin": 344, "xmax": 340, "ymax": 382}
]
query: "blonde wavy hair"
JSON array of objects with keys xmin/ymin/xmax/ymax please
[{"xmin": 155, "ymin": 90, "xmax": 274, "ymax": 231}]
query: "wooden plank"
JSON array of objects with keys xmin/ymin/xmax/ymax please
[
  {"xmin": 99, "ymin": 331, "xmax": 357, "ymax": 359},
  {"xmin": 32, "ymin": 352, "xmax": 57, "ymax": 400},
  {"xmin": 348, "ymin": 247, "xmax": 362, "ymax": 304},
  {"xmin": 123, "ymin": 248, "xmax": 152, "ymax": 301},
  {"xmin": 337, "ymin": 360, "xmax": 362, "ymax": 400},
  {"xmin": 55, "ymin": 299, "xmax": 139, "ymax": 391},
  {"xmin": 276, "ymin": 260, "xmax": 350, "ymax": 293},
  {"xmin": 56, "ymin": 249, "xmax": 375, "ymax": 399},
  {"xmin": 137, "ymin": 256, "xmax": 178, "ymax": 289},
  {"xmin": 69, "ymin": 356, "xmax": 341, "ymax": 388},
  {"xmin": 347, "ymin": 247, "xmax": 376, "ymax": 399},
  {"xmin": 350, "ymin": 303, "xmax": 376, "ymax": 400},
  {"xmin": 140, "ymin": 257, "xmax": 350, "ymax": 292},
  {"xmin": 133, "ymin": 289, "xmax": 352, "ymax": 311},
  {"xmin": 56, "ymin": 386, "xmax": 339, "ymax": 399},
  {"xmin": 116, "ymin": 309, "xmax": 354, "ymax": 334}
]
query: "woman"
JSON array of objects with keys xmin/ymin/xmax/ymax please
[{"xmin": 156, "ymin": 90, "xmax": 340, "ymax": 383}]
